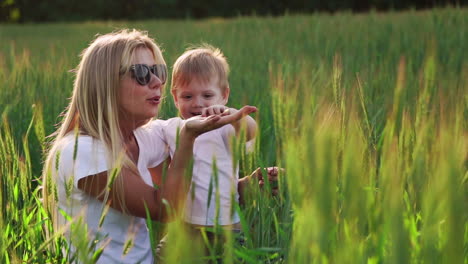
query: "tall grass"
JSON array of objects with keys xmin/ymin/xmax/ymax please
[
  {"xmin": 1, "ymin": 7, "xmax": 467, "ymax": 263},
  {"xmin": 273, "ymin": 46, "xmax": 466, "ymax": 263}
]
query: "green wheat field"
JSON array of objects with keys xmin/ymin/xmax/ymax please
[{"xmin": 1, "ymin": 7, "xmax": 467, "ymax": 263}]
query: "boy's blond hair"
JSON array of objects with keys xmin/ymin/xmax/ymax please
[{"xmin": 171, "ymin": 44, "xmax": 230, "ymax": 92}]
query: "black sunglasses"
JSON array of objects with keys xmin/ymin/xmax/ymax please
[{"xmin": 130, "ymin": 64, "xmax": 167, "ymax": 85}]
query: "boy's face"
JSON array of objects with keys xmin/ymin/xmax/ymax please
[{"xmin": 172, "ymin": 77, "xmax": 229, "ymax": 119}]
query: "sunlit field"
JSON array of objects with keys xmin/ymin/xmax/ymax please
[{"xmin": 1, "ymin": 7, "xmax": 467, "ymax": 263}]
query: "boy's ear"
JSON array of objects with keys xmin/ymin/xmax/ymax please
[
  {"xmin": 171, "ymin": 89, "xmax": 179, "ymax": 107},
  {"xmin": 222, "ymin": 85, "xmax": 230, "ymax": 104}
]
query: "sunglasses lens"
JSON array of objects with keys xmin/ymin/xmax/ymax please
[
  {"xmin": 132, "ymin": 64, "xmax": 150, "ymax": 85},
  {"xmin": 153, "ymin": 65, "xmax": 167, "ymax": 84},
  {"xmin": 131, "ymin": 64, "xmax": 167, "ymax": 85}
]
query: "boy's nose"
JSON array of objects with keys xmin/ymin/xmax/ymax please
[{"xmin": 191, "ymin": 97, "xmax": 203, "ymax": 108}]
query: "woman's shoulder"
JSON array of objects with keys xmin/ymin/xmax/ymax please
[
  {"xmin": 56, "ymin": 133, "xmax": 106, "ymax": 157},
  {"xmin": 52, "ymin": 133, "xmax": 108, "ymax": 172},
  {"xmin": 52, "ymin": 133, "xmax": 110, "ymax": 182}
]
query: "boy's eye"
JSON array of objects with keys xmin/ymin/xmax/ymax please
[
  {"xmin": 182, "ymin": 95, "xmax": 192, "ymax": 99},
  {"xmin": 204, "ymin": 94, "xmax": 214, "ymax": 98}
]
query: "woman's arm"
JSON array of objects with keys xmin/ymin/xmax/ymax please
[
  {"xmin": 148, "ymin": 157, "xmax": 170, "ymax": 187},
  {"xmin": 77, "ymin": 166, "xmax": 172, "ymax": 221}
]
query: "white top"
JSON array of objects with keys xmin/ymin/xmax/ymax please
[
  {"xmin": 159, "ymin": 117, "xmax": 252, "ymax": 226},
  {"xmin": 54, "ymin": 120, "xmax": 168, "ymax": 263}
]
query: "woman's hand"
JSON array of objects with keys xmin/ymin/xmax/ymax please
[{"xmin": 183, "ymin": 105, "xmax": 257, "ymax": 138}]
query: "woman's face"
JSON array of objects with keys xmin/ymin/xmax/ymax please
[{"xmin": 119, "ymin": 47, "xmax": 164, "ymax": 124}]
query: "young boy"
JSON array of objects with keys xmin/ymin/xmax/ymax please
[{"xmin": 159, "ymin": 45, "xmax": 257, "ymax": 233}]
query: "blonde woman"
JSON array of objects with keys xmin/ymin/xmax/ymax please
[{"xmin": 42, "ymin": 29, "xmax": 256, "ymax": 263}]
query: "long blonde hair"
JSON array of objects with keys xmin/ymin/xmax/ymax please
[{"xmin": 42, "ymin": 29, "xmax": 165, "ymax": 230}]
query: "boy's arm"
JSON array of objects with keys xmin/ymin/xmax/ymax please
[{"xmin": 230, "ymin": 109, "xmax": 257, "ymax": 141}]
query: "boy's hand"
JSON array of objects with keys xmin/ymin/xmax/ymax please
[
  {"xmin": 184, "ymin": 105, "xmax": 257, "ymax": 137},
  {"xmin": 202, "ymin": 105, "xmax": 257, "ymax": 141},
  {"xmin": 202, "ymin": 105, "xmax": 237, "ymax": 117},
  {"xmin": 250, "ymin": 167, "xmax": 284, "ymax": 196}
]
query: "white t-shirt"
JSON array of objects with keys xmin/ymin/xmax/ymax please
[
  {"xmin": 159, "ymin": 117, "xmax": 252, "ymax": 226},
  {"xmin": 54, "ymin": 120, "xmax": 168, "ymax": 263}
]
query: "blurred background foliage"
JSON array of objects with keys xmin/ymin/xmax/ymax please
[{"xmin": 0, "ymin": 0, "xmax": 464, "ymax": 23}]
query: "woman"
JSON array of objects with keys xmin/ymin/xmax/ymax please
[{"xmin": 42, "ymin": 29, "xmax": 256, "ymax": 263}]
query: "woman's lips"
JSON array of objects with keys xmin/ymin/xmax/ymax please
[{"xmin": 147, "ymin": 96, "xmax": 160, "ymax": 104}]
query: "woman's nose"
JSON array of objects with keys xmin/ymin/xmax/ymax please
[{"xmin": 149, "ymin": 73, "xmax": 163, "ymax": 89}]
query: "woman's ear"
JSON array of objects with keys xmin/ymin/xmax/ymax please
[{"xmin": 223, "ymin": 85, "xmax": 230, "ymax": 104}]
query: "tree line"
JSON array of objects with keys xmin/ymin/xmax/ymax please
[{"xmin": 0, "ymin": 0, "xmax": 463, "ymax": 23}]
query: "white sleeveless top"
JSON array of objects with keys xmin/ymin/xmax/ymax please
[{"xmin": 54, "ymin": 120, "xmax": 168, "ymax": 263}]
